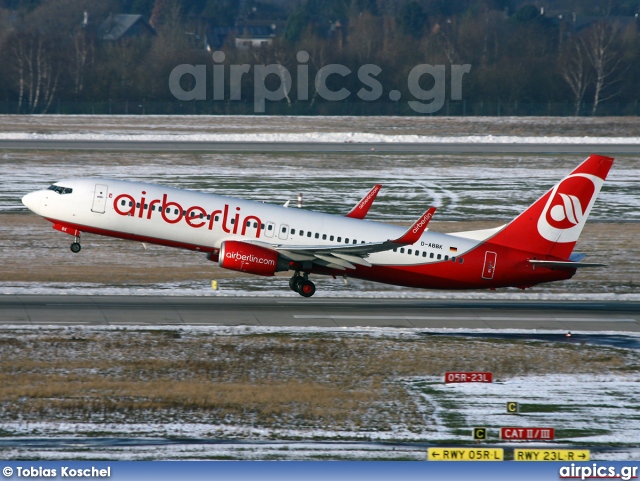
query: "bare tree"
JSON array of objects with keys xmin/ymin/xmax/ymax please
[
  {"xmin": 9, "ymin": 32, "xmax": 60, "ymax": 113},
  {"xmin": 297, "ymin": 30, "xmax": 332, "ymax": 107},
  {"xmin": 70, "ymin": 30, "xmax": 94, "ymax": 96},
  {"xmin": 582, "ymin": 21, "xmax": 625, "ymax": 115},
  {"xmin": 559, "ymin": 38, "xmax": 592, "ymax": 116},
  {"xmin": 346, "ymin": 11, "xmax": 382, "ymax": 64},
  {"xmin": 149, "ymin": 0, "xmax": 172, "ymax": 29},
  {"xmin": 248, "ymin": 39, "xmax": 294, "ymax": 108},
  {"xmin": 273, "ymin": 44, "xmax": 293, "ymax": 107},
  {"xmin": 12, "ymin": 38, "xmax": 26, "ymax": 113},
  {"xmin": 432, "ymin": 18, "xmax": 460, "ymax": 64}
]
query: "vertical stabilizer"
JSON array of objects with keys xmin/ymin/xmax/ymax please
[{"xmin": 488, "ymin": 155, "xmax": 614, "ymax": 259}]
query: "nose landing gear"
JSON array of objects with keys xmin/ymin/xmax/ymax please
[
  {"xmin": 70, "ymin": 235, "xmax": 81, "ymax": 253},
  {"xmin": 289, "ymin": 272, "xmax": 316, "ymax": 297}
]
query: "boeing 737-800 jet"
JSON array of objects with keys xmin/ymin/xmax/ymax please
[{"xmin": 22, "ymin": 155, "xmax": 613, "ymax": 297}]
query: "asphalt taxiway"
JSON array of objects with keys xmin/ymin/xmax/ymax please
[{"xmin": 1, "ymin": 296, "xmax": 638, "ymax": 333}]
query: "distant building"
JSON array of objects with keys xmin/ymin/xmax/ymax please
[
  {"xmin": 206, "ymin": 23, "xmax": 278, "ymax": 50},
  {"xmin": 99, "ymin": 14, "xmax": 156, "ymax": 41},
  {"xmin": 546, "ymin": 11, "xmax": 638, "ymax": 33}
]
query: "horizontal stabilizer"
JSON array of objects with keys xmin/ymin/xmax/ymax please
[{"xmin": 528, "ymin": 259, "xmax": 606, "ymax": 269}]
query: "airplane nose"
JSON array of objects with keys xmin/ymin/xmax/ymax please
[{"xmin": 22, "ymin": 191, "xmax": 39, "ymax": 211}]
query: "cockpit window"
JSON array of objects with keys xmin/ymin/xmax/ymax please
[{"xmin": 48, "ymin": 185, "xmax": 73, "ymax": 195}]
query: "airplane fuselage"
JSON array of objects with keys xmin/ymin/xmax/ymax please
[{"xmin": 22, "ymin": 178, "xmax": 574, "ymax": 291}]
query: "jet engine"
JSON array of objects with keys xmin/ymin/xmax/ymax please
[{"xmin": 218, "ymin": 240, "xmax": 289, "ymax": 276}]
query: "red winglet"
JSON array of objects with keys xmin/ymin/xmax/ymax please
[
  {"xmin": 346, "ymin": 184, "xmax": 382, "ymax": 219},
  {"xmin": 391, "ymin": 207, "xmax": 436, "ymax": 245}
]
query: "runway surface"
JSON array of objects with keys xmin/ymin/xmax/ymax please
[
  {"xmin": 2, "ymin": 139, "xmax": 640, "ymax": 153},
  {"xmin": 1, "ymin": 296, "xmax": 639, "ymax": 332}
]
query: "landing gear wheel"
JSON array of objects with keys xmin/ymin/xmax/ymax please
[
  {"xmin": 70, "ymin": 242, "xmax": 81, "ymax": 253},
  {"xmin": 297, "ymin": 279, "xmax": 316, "ymax": 297},
  {"xmin": 289, "ymin": 272, "xmax": 305, "ymax": 292}
]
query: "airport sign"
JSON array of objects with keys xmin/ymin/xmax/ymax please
[
  {"xmin": 444, "ymin": 372, "xmax": 492, "ymax": 383},
  {"xmin": 501, "ymin": 427, "xmax": 555, "ymax": 440},
  {"xmin": 428, "ymin": 448, "xmax": 504, "ymax": 461},
  {"xmin": 507, "ymin": 402, "xmax": 519, "ymax": 414},
  {"xmin": 473, "ymin": 427, "xmax": 487, "ymax": 440},
  {"xmin": 514, "ymin": 449, "xmax": 589, "ymax": 461}
]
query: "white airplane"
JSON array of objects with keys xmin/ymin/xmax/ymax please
[{"xmin": 22, "ymin": 155, "xmax": 613, "ymax": 297}]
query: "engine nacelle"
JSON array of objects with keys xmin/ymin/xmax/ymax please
[{"xmin": 218, "ymin": 240, "xmax": 289, "ymax": 276}]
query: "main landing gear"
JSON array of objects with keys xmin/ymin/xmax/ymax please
[
  {"xmin": 289, "ymin": 272, "xmax": 316, "ymax": 297},
  {"xmin": 70, "ymin": 235, "xmax": 81, "ymax": 253}
]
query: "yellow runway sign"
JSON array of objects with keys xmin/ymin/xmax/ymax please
[
  {"xmin": 428, "ymin": 448, "xmax": 504, "ymax": 461},
  {"xmin": 514, "ymin": 449, "xmax": 590, "ymax": 461}
]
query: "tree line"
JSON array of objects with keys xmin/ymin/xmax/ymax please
[{"xmin": 0, "ymin": 0, "xmax": 638, "ymax": 115}]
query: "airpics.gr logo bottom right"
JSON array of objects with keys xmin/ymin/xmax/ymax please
[{"xmin": 169, "ymin": 51, "xmax": 471, "ymax": 114}]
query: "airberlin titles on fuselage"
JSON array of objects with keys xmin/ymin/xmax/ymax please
[{"xmin": 113, "ymin": 191, "xmax": 263, "ymax": 237}]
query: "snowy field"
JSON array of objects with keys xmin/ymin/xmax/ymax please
[
  {"xmin": 0, "ymin": 325, "xmax": 639, "ymax": 461},
  {"xmin": 5, "ymin": 130, "xmax": 640, "ymax": 144},
  {"xmin": 2, "ymin": 147, "xmax": 637, "ymax": 224}
]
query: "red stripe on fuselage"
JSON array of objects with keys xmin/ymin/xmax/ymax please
[
  {"xmin": 43, "ymin": 217, "xmax": 217, "ymax": 254},
  {"xmin": 311, "ymin": 242, "xmax": 573, "ymax": 290},
  {"xmin": 45, "ymin": 218, "xmax": 573, "ymax": 290}
]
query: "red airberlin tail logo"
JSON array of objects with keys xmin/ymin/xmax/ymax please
[
  {"xmin": 537, "ymin": 174, "xmax": 601, "ymax": 243},
  {"xmin": 545, "ymin": 176, "xmax": 595, "ymax": 230}
]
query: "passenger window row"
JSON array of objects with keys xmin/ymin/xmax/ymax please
[
  {"xmin": 392, "ymin": 247, "xmax": 464, "ymax": 263},
  {"xmin": 270, "ymin": 223, "xmax": 463, "ymax": 263},
  {"xmin": 285, "ymin": 227, "xmax": 368, "ymax": 244}
]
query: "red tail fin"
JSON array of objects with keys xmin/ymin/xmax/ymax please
[{"xmin": 488, "ymin": 155, "xmax": 614, "ymax": 259}]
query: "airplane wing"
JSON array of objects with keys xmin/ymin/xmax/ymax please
[
  {"xmin": 345, "ymin": 184, "xmax": 382, "ymax": 219},
  {"xmin": 247, "ymin": 207, "xmax": 436, "ymax": 270}
]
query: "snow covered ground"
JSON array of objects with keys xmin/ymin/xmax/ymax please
[
  {"xmin": 4, "ymin": 130, "xmax": 640, "ymax": 144},
  {"xmin": 3, "ymin": 147, "xmax": 636, "ymax": 223},
  {"xmin": 410, "ymin": 374, "xmax": 640, "ymax": 444},
  {"xmin": 0, "ymin": 325, "xmax": 639, "ymax": 461}
]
